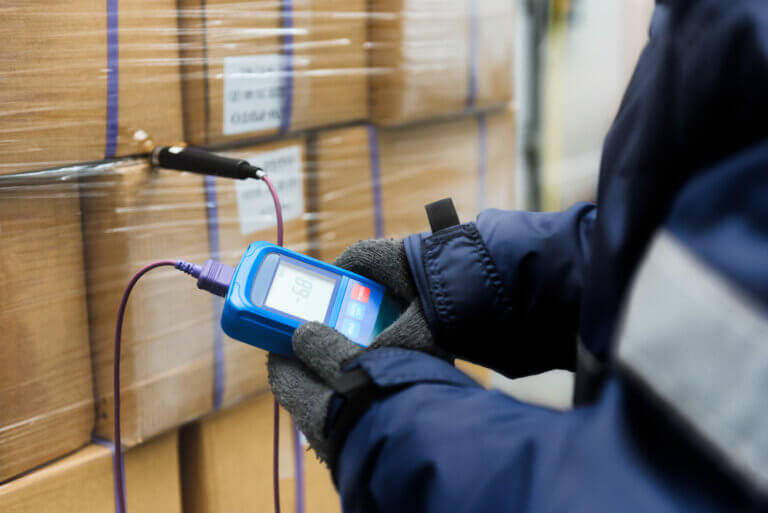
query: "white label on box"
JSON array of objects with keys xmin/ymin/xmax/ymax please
[
  {"xmin": 222, "ymin": 54, "xmax": 286, "ymax": 135},
  {"xmin": 234, "ymin": 145, "xmax": 304, "ymax": 236}
]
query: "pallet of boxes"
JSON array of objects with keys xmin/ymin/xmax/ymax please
[{"xmin": 0, "ymin": 0, "xmax": 514, "ymax": 511}]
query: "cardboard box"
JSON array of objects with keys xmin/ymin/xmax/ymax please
[
  {"xmin": 214, "ymin": 138, "xmax": 311, "ymax": 407},
  {"xmin": 0, "ymin": 175, "xmax": 94, "ymax": 482},
  {"xmin": 0, "ymin": 0, "xmax": 184, "ymax": 175},
  {"xmin": 312, "ymin": 109, "xmax": 516, "ymax": 262},
  {"xmin": 378, "ymin": 109, "xmax": 516, "ymax": 236},
  {"xmin": 178, "ymin": 0, "xmax": 367, "ymax": 146},
  {"xmin": 369, "ymin": 0, "xmax": 514, "ymax": 125},
  {"xmin": 0, "ymin": 431, "xmax": 182, "ymax": 513},
  {"xmin": 180, "ymin": 394, "xmax": 340, "ymax": 513},
  {"xmin": 80, "ymin": 161, "xmax": 215, "ymax": 445},
  {"xmin": 311, "ymin": 126, "xmax": 377, "ymax": 262}
]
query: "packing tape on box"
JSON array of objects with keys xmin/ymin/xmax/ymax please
[
  {"xmin": 467, "ymin": 0, "xmax": 479, "ymax": 110},
  {"xmin": 478, "ymin": 113, "xmax": 487, "ymax": 208},
  {"xmin": 280, "ymin": 0, "xmax": 295, "ymax": 135},
  {"xmin": 366, "ymin": 125, "xmax": 385, "ymax": 238},
  {"xmin": 105, "ymin": 0, "xmax": 119, "ymax": 159},
  {"xmin": 204, "ymin": 176, "xmax": 227, "ymax": 410}
]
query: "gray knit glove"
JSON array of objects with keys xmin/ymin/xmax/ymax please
[
  {"xmin": 268, "ymin": 322, "xmax": 363, "ymax": 463},
  {"xmin": 335, "ymin": 238, "xmax": 439, "ymax": 354},
  {"xmin": 268, "ymin": 239, "xmax": 446, "ymax": 463}
]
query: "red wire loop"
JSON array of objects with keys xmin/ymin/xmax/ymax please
[{"xmin": 261, "ymin": 174, "xmax": 284, "ymax": 247}]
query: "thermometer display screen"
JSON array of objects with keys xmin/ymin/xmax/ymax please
[{"xmin": 264, "ymin": 260, "xmax": 336, "ymax": 322}]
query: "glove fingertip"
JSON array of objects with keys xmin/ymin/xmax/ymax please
[
  {"xmin": 267, "ymin": 352, "xmax": 298, "ymax": 391},
  {"xmin": 293, "ymin": 322, "xmax": 356, "ymax": 367},
  {"xmin": 292, "ymin": 322, "xmax": 341, "ymax": 358},
  {"xmin": 292, "ymin": 322, "xmax": 364, "ymax": 381},
  {"xmin": 333, "ymin": 238, "xmax": 397, "ymax": 271},
  {"xmin": 333, "ymin": 251, "xmax": 364, "ymax": 273}
]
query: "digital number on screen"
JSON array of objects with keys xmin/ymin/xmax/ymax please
[{"xmin": 264, "ymin": 261, "xmax": 336, "ymax": 322}]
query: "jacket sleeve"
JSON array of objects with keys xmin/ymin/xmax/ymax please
[
  {"xmin": 404, "ymin": 202, "xmax": 596, "ymax": 377},
  {"xmin": 332, "ymin": 350, "xmax": 748, "ymax": 513}
]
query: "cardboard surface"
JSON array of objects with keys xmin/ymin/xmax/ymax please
[
  {"xmin": 311, "ymin": 126, "xmax": 376, "ymax": 262},
  {"xmin": 178, "ymin": 0, "xmax": 368, "ymax": 145},
  {"xmin": 378, "ymin": 109, "xmax": 516, "ymax": 237},
  {"xmin": 0, "ymin": 0, "xmax": 183, "ymax": 175},
  {"xmin": 369, "ymin": 0, "xmax": 514, "ymax": 125},
  {"xmin": 80, "ymin": 162, "xmax": 215, "ymax": 445},
  {"xmin": 0, "ymin": 431, "xmax": 182, "ymax": 513},
  {"xmin": 0, "ymin": 176, "xmax": 94, "ymax": 482},
  {"xmin": 180, "ymin": 394, "xmax": 341, "ymax": 513},
  {"xmin": 312, "ymin": 109, "xmax": 516, "ymax": 262}
]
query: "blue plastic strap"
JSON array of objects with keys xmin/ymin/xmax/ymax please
[
  {"xmin": 466, "ymin": 0, "xmax": 479, "ymax": 110},
  {"xmin": 104, "ymin": 0, "xmax": 120, "ymax": 158},
  {"xmin": 366, "ymin": 125, "xmax": 385, "ymax": 238},
  {"xmin": 204, "ymin": 176, "xmax": 225, "ymax": 410},
  {"xmin": 280, "ymin": 0, "xmax": 295, "ymax": 135},
  {"xmin": 477, "ymin": 113, "xmax": 487, "ymax": 209}
]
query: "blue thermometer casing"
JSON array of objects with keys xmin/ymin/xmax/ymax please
[{"xmin": 222, "ymin": 241, "xmax": 400, "ymax": 357}]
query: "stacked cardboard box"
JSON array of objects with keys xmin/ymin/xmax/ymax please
[
  {"xmin": 178, "ymin": 0, "xmax": 368, "ymax": 145},
  {"xmin": 377, "ymin": 111, "xmax": 516, "ymax": 236},
  {"xmin": 369, "ymin": 0, "xmax": 514, "ymax": 125},
  {"xmin": 80, "ymin": 162, "xmax": 215, "ymax": 445},
  {"xmin": 0, "ymin": 431, "xmax": 182, "ymax": 513},
  {"xmin": 312, "ymin": 109, "xmax": 516, "ymax": 262},
  {"xmin": 0, "ymin": 175, "xmax": 94, "ymax": 482},
  {"xmin": 310, "ymin": 126, "xmax": 379, "ymax": 261},
  {"xmin": 180, "ymin": 394, "xmax": 340, "ymax": 513},
  {"xmin": 0, "ymin": 0, "xmax": 184, "ymax": 175}
]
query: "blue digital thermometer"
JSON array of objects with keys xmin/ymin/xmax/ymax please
[{"xmin": 221, "ymin": 242, "xmax": 401, "ymax": 356}]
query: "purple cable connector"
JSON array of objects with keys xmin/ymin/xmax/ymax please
[{"xmin": 176, "ymin": 259, "xmax": 234, "ymax": 298}]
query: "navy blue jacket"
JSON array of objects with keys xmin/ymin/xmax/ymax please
[{"xmin": 332, "ymin": 1, "xmax": 768, "ymax": 511}]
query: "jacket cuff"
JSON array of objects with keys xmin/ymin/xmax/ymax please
[
  {"xmin": 347, "ymin": 347, "xmax": 480, "ymax": 389},
  {"xmin": 405, "ymin": 223, "xmax": 512, "ymax": 354},
  {"xmin": 404, "ymin": 231, "xmax": 439, "ymax": 334},
  {"xmin": 325, "ymin": 348, "xmax": 480, "ymax": 480}
]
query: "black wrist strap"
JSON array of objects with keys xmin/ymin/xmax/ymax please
[
  {"xmin": 425, "ymin": 198, "xmax": 460, "ymax": 233},
  {"xmin": 326, "ymin": 368, "xmax": 396, "ymax": 472}
]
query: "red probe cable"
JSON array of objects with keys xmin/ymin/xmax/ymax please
[{"xmin": 262, "ymin": 173, "xmax": 285, "ymax": 513}]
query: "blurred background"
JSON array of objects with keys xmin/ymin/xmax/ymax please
[{"xmin": 498, "ymin": 0, "xmax": 654, "ymax": 408}]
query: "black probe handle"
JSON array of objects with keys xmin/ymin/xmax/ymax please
[{"xmin": 152, "ymin": 146, "xmax": 261, "ymax": 180}]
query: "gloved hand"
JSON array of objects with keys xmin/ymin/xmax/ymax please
[
  {"xmin": 268, "ymin": 322, "xmax": 362, "ymax": 463},
  {"xmin": 334, "ymin": 238, "xmax": 436, "ymax": 353},
  {"xmin": 268, "ymin": 239, "xmax": 447, "ymax": 463}
]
